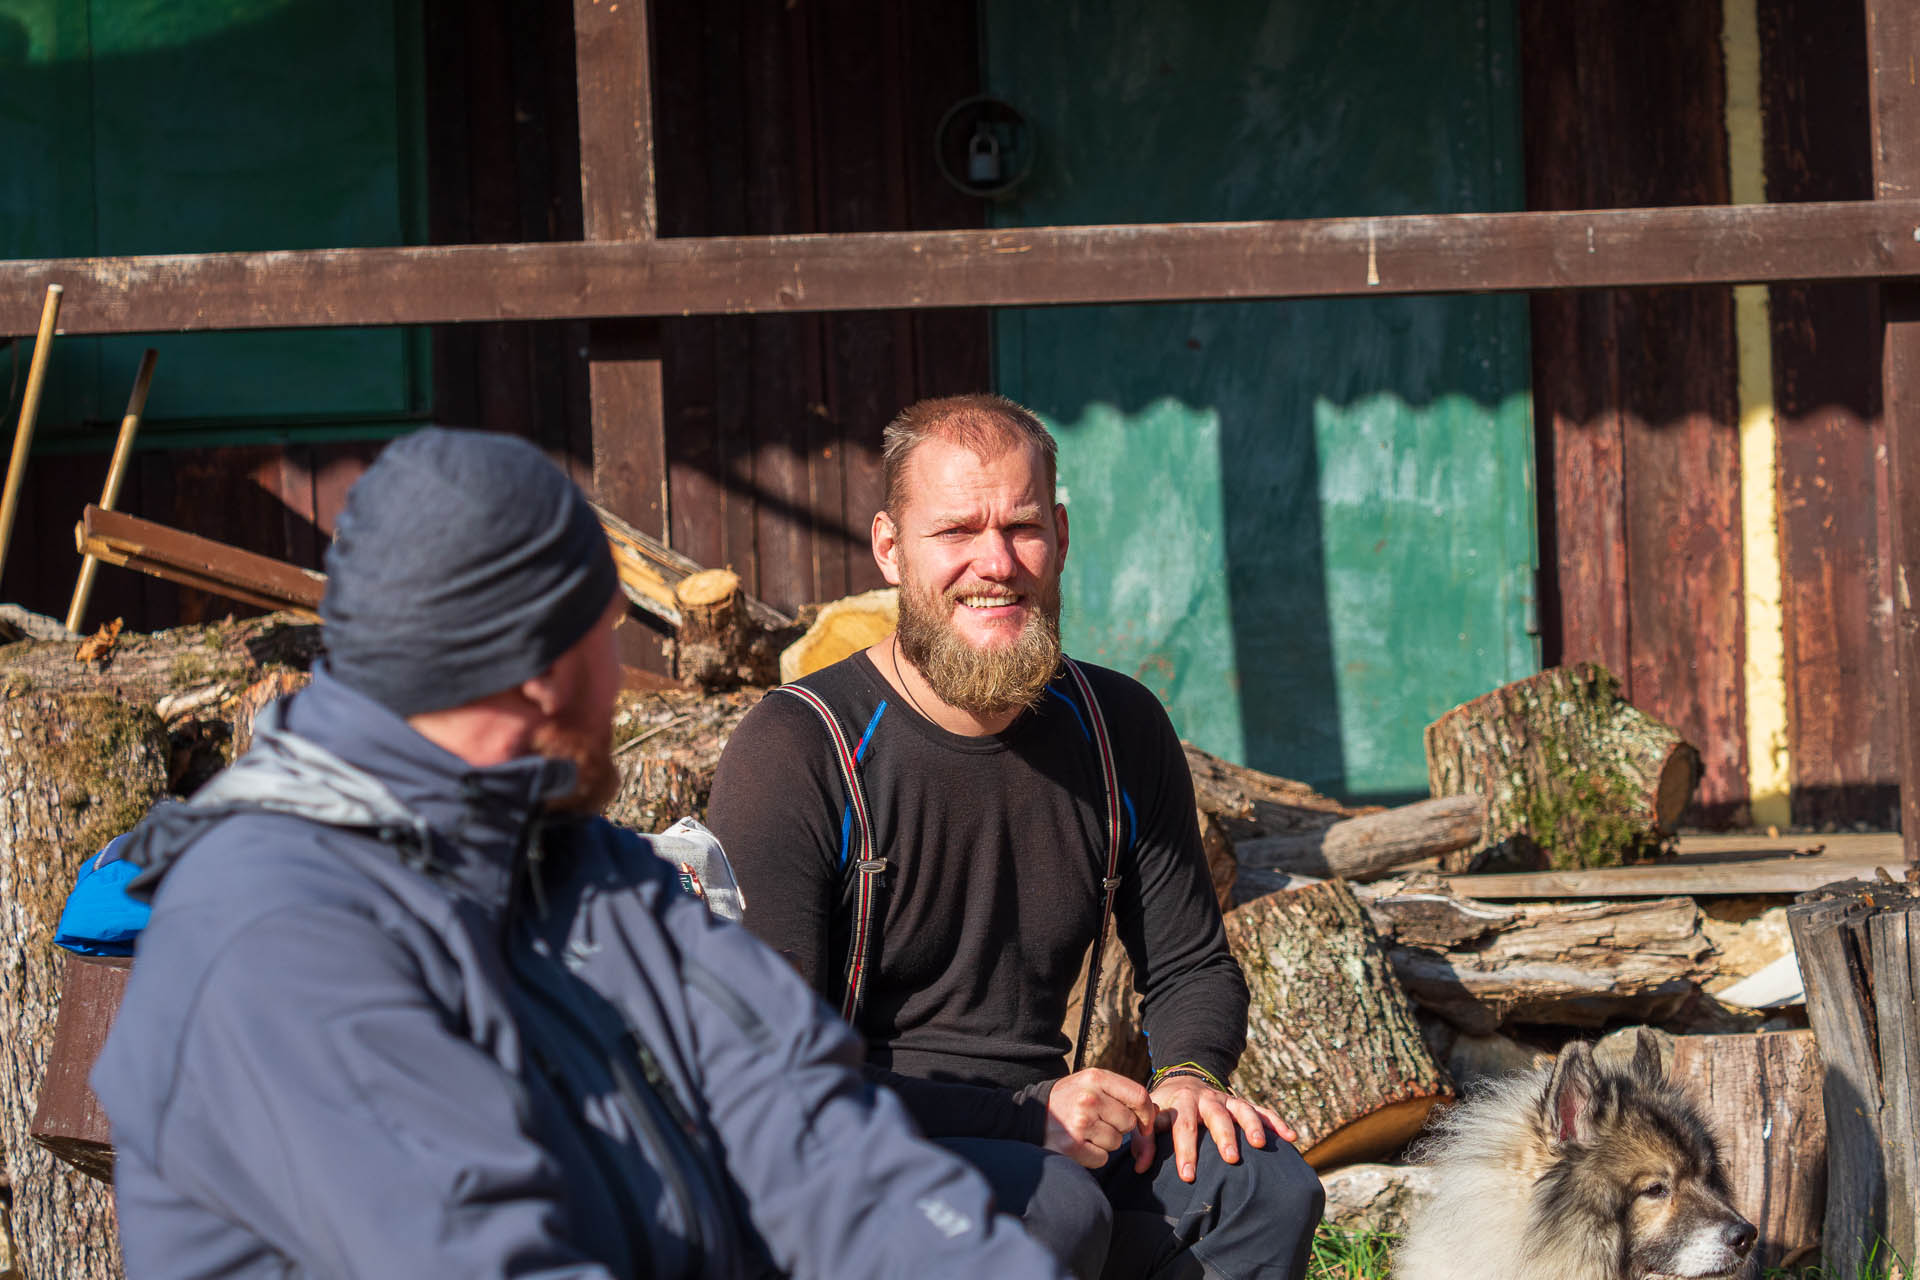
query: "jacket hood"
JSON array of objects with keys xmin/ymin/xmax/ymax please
[{"xmin": 124, "ymin": 664, "xmax": 581, "ymax": 907}]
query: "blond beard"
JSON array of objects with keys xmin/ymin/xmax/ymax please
[
  {"xmin": 530, "ymin": 718, "xmax": 621, "ymax": 815},
  {"xmin": 895, "ymin": 572, "xmax": 1063, "ymax": 717}
]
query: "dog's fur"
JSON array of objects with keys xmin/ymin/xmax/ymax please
[{"xmin": 1394, "ymin": 1031, "xmax": 1756, "ymax": 1280}]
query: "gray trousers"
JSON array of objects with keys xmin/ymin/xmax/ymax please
[{"xmin": 938, "ymin": 1134, "xmax": 1325, "ymax": 1280}]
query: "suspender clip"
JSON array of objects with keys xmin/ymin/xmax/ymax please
[{"xmin": 857, "ymin": 859, "xmax": 889, "ymax": 874}]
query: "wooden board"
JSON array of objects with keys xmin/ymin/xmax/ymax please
[
  {"xmin": 1441, "ymin": 831, "xmax": 1904, "ymax": 898},
  {"xmin": 9, "ymin": 199, "xmax": 1920, "ymax": 337},
  {"xmin": 1519, "ymin": 0, "xmax": 1746, "ymax": 824}
]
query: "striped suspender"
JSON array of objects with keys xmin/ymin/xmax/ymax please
[
  {"xmin": 774, "ymin": 683, "xmax": 886, "ymax": 1025},
  {"xmin": 1063, "ymin": 658, "xmax": 1123, "ymax": 1074},
  {"xmin": 776, "ymin": 660, "xmax": 1125, "ymax": 1057}
]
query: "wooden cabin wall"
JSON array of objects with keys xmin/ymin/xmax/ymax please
[
  {"xmin": 650, "ymin": 0, "xmax": 991, "ymax": 618},
  {"xmin": 1757, "ymin": 0, "xmax": 1897, "ymax": 829}
]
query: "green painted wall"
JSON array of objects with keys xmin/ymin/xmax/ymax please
[
  {"xmin": 985, "ymin": 0, "xmax": 1538, "ymax": 800},
  {"xmin": 0, "ymin": 0, "xmax": 426, "ymax": 441}
]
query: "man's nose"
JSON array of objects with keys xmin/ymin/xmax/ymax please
[{"xmin": 971, "ymin": 531, "xmax": 1017, "ymax": 578}]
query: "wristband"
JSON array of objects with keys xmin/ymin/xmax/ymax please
[{"xmin": 1148, "ymin": 1061, "xmax": 1231, "ymax": 1094}]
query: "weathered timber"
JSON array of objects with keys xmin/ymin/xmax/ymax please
[
  {"xmin": 1425, "ymin": 663, "xmax": 1701, "ymax": 872},
  {"xmin": 779, "ymin": 588, "xmax": 898, "ymax": 683},
  {"xmin": 1787, "ymin": 877, "xmax": 1920, "ymax": 1276},
  {"xmin": 9, "ymin": 200, "xmax": 1920, "ymax": 337},
  {"xmin": 79, "ymin": 506, "xmax": 325, "ymax": 620},
  {"xmin": 1233, "ymin": 794, "xmax": 1484, "ymax": 880},
  {"xmin": 1185, "ymin": 744, "xmax": 1358, "ymax": 846},
  {"xmin": 670, "ymin": 570, "xmax": 791, "ymax": 688},
  {"xmin": 29, "ymin": 957, "xmax": 127, "ymax": 1183},
  {"xmin": 593, "ymin": 501, "xmax": 794, "ymax": 634},
  {"xmin": 603, "ymin": 686, "xmax": 763, "ymax": 834},
  {"xmin": 1368, "ymin": 883, "xmax": 1715, "ymax": 1034},
  {"xmin": 1668, "ymin": 1031, "xmax": 1826, "ymax": 1275},
  {"xmin": 0, "ymin": 693, "xmax": 166, "ymax": 1280},
  {"xmin": 1224, "ymin": 879, "xmax": 1452, "ymax": 1169}
]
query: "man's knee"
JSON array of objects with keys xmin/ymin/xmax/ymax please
[
  {"xmin": 1215, "ymin": 1139, "xmax": 1323, "ymax": 1227},
  {"xmin": 940, "ymin": 1138, "xmax": 1112, "ymax": 1280}
]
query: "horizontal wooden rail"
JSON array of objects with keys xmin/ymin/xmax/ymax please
[{"xmin": 5, "ymin": 199, "xmax": 1920, "ymax": 336}]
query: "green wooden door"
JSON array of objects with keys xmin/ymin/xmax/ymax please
[
  {"xmin": 0, "ymin": 0, "xmax": 426, "ymax": 443},
  {"xmin": 985, "ymin": 0, "xmax": 1538, "ymax": 800}
]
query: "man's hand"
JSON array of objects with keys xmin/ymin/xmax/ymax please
[
  {"xmin": 1148, "ymin": 1074, "xmax": 1296, "ymax": 1183},
  {"xmin": 1042, "ymin": 1068, "xmax": 1157, "ymax": 1171}
]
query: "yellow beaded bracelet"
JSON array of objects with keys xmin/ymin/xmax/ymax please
[{"xmin": 1148, "ymin": 1061, "xmax": 1231, "ymax": 1094}]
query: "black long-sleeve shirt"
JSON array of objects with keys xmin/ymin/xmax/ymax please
[{"xmin": 706, "ymin": 652, "xmax": 1249, "ymax": 1144}]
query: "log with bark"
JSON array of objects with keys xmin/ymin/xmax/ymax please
[
  {"xmin": 1224, "ymin": 879, "xmax": 1453, "ymax": 1169},
  {"xmin": 1233, "ymin": 794, "xmax": 1485, "ymax": 881},
  {"xmin": 0, "ymin": 692, "xmax": 166, "ymax": 1280},
  {"xmin": 1787, "ymin": 876, "xmax": 1920, "ymax": 1279},
  {"xmin": 1366, "ymin": 880, "xmax": 1718, "ymax": 1034},
  {"xmin": 1667, "ymin": 1030, "xmax": 1826, "ymax": 1277},
  {"xmin": 1425, "ymin": 663, "xmax": 1702, "ymax": 872},
  {"xmin": 670, "ymin": 570, "xmax": 796, "ymax": 688}
]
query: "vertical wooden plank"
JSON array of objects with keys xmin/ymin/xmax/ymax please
[
  {"xmin": 574, "ymin": 0, "xmax": 670, "ymax": 666},
  {"xmin": 1760, "ymin": 0, "xmax": 1893, "ymax": 830},
  {"xmin": 1864, "ymin": 0, "xmax": 1920, "ymax": 858}
]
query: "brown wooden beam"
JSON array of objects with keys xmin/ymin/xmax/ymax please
[
  {"xmin": 1866, "ymin": 0, "xmax": 1920, "ymax": 862},
  {"xmin": 5, "ymin": 200, "xmax": 1920, "ymax": 337},
  {"xmin": 78, "ymin": 505, "xmax": 326, "ymax": 620}
]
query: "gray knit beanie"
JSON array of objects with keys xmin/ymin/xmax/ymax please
[{"xmin": 320, "ymin": 428, "xmax": 620, "ymax": 717}]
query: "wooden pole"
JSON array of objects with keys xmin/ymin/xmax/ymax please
[
  {"xmin": 1864, "ymin": 0, "xmax": 1920, "ymax": 865},
  {"xmin": 0, "ymin": 284, "xmax": 63, "ymax": 582},
  {"xmin": 65, "ymin": 349, "xmax": 157, "ymax": 634}
]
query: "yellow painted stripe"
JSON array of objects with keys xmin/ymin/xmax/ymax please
[{"xmin": 1724, "ymin": 0, "xmax": 1791, "ymax": 827}]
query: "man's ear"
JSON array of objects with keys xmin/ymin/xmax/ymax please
[
  {"xmin": 873, "ymin": 509, "xmax": 903, "ymax": 586},
  {"xmin": 1053, "ymin": 501, "xmax": 1069, "ymax": 570},
  {"xmin": 518, "ymin": 660, "xmax": 571, "ymax": 719}
]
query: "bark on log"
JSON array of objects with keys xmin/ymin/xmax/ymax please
[
  {"xmin": 0, "ymin": 692, "xmax": 166, "ymax": 1280},
  {"xmin": 1424, "ymin": 663, "xmax": 1702, "ymax": 872},
  {"xmin": 604, "ymin": 686, "xmax": 762, "ymax": 833},
  {"xmin": 1233, "ymin": 794, "xmax": 1484, "ymax": 880},
  {"xmin": 1667, "ymin": 1030, "xmax": 1826, "ymax": 1277},
  {"xmin": 1184, "ymin": 744, "xmax": 1360, "ymax": 849},
  {"xmin": 1787, "ymin": 877, "xmax": 1920, "ymax": 1279},
  {"xmin": 670, "ymin": 570, "xmax": 789, "ymax": 688},
  {"xmin": 1224, "ymin": 880, "xmax": 1452, "ymax": 1169},
  {"xmin": 1367, "ymin": 883, "xmax": 1716, "ymax": 1034}
]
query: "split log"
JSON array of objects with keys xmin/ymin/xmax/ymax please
[
  {"xmin": 0, "ymin": 692, "xmax": 167, "ymax": 1280},
  {"xmin": 1224, "ymin": 879, "xmax": 1452, "ymax": 1169},
  {"xmin": 1233, "ymin": 794, "xmax": 1484, "ymax": 880},
  {"xmin": 1787, "ymin": 877, "xmax": 1920, "ymax": 1278},
  {"xmin": 1424, "ymin": 663, "xmax": 1702, "ymax": 872},
  {"xmin": 780, "ymin": 588, "xmax": 898, "ymax": 683},
  {"xmin": 1367, "ymin": 883, "xmax": 1715, "ymax": 1033},
  {"xmin": 1667, "ymin": 1030, "xmax": 1825, "ymax": 1276},
  {"xmin": 670, "ymin": 570, "xmax": 791, "ymax": 688}
]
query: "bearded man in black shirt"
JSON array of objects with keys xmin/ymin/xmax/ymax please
[{"xmin": 706, "ymin": 394, "xmax": 1324, "ymax": 1280}]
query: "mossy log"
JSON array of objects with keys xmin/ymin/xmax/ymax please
[
  {"xmin": 1424, "ymin": 663, "xmax": 1701, "ymax": 872},
  {"xmin": 1224, "ymin": 880, "xmax": 1452, "ymax": 1169},
  {"xmin": 0, "ymin": 692, "xmax": 167, "ymax": 1280}
]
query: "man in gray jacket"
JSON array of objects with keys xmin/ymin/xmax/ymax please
[{"xmin": 92, "ymin": 428, "xmax": 1066, "ymax": 1279}]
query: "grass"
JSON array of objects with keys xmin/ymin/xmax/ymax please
[{"xmin": 1305, "ymin": 1225, "xmax": 1910, "ymax": 1280}]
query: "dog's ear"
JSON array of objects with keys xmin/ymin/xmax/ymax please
[
  {"xmin": 1546, "ymin": 1040, "xmax": 1598, "ymax": 1145},
  {"xmin": 1627, "ymin": 1027, "xmax": 1666, "ymax": 1089}
]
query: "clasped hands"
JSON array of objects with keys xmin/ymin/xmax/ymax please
[{"xmin": 1041, "ymin": 1067, "xmax": 1296, "ymax": 1184}]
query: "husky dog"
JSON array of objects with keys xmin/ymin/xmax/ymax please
[{"xmin": 1395, "ymin": 1031, "xmax": 1757, "ymax": 1280}]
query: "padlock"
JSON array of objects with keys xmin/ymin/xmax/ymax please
[{"xmin": 967, "ymin": 126, "xmax": 1002, "ymax": 185}]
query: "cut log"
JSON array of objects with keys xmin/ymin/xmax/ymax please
[
  {"xmin": 592, "ymin": 500, "xmax": 793, "ymax": 634},
  {"xmin": 1184, "ymin": 744, "xmax": 1360, "ymax": 847},
  {"xmin": 670, "ymin": 570, "xmax": 790, "ymax": 688},
  {"xmin": 0, "ymin": 692, "xmax": 167, "ymax": 1280},
  {"xmin": 779, "ymin": 588, "xmax": 898, "ymax": 683},
  {"xmin": 1786, "ymin": 877, "xmax": 1920, "ymax": 1279},
  {"xmin": 1367, "ymin": 883, "xmax": 1715, "ymax": 1033},
  {"xmin": 1424, "ymin": 663, "xmax": 1702, "ymax": 872},
  {"xmin": 1667, "ymin": 1030, "xmax": 1826, "ymax": 1277},
  {"xmin": 1224, "ymin": 879, "xmax": 1453, "ymax": 1169},
  {"xmin": 1233, "ymin": 794, "xmax": 1484, "ymax": 880}
]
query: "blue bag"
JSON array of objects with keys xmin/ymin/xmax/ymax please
[{"xmin": 54, "ymin": 832, "xmax": 149, "ymax": 956}]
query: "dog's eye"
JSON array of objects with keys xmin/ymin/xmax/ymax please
[{"xmin": 1638, "ymin": 1182, "xmax": 1670, "ymax": 1200}]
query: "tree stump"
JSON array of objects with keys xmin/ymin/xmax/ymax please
[
  {"xmin": 0, "ymin": 692, "xmax": 168, "ymax": 1280},
  {"xmin": 1224, "ymin": 879, "xmax": 1452, "ymax": 1169},
  {"xmin": 1424, "ymin": 663, "xmax": 1702, "ymax": 872},
  {"xmin": 1787, "ymin": 877, "xmax": 1920, "ymax": 1279},
  {"xmin": 1667, "ymin": 1030, "xmax": 1825, "ymax": 1278},
  {"xmin": 672, "ymin": 569, "xmax": 786, "ymax": 688}
]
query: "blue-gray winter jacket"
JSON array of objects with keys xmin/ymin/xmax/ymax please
[{"xmin": 92, "ymin": 667, "xmax": 1064, "ymax": 1279}]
